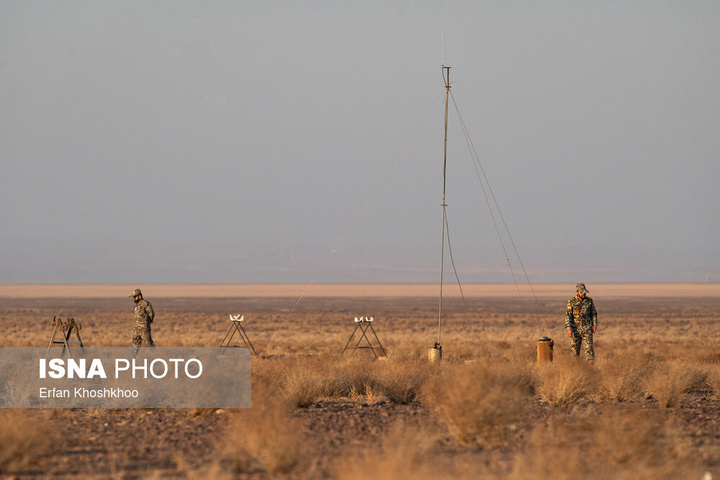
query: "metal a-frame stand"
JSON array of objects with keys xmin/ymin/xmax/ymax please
[
  {"xmin": 220, "ymin": 314, "xmax": 258, "ymax": 356},
  {"xmin": 47, "ymin": 316, "xmax": 85, "ymax": 357},
  {"xmin": 342, "ymin": 317, "xmax": 387, "ymax": 358}
]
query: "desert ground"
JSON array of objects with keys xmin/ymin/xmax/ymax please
[{"xmin": 1, "ymin": 283, "xmax": 719, "ymax": 479}]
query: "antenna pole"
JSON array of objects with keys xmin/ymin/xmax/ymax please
[{"xmin": 438, "ymin": 65, "xmax": 451, "ymax": 346}]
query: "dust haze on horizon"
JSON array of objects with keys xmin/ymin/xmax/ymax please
[{"xmin": 1, "ymin": 1, "xmax": 719, "ymax": 285}]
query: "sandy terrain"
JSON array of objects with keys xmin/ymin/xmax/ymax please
[{"xmin": 1, "ymin": 283, "xmax": 719, "ymax": 479}]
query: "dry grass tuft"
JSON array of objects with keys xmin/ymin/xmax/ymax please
[
  {"xmin": 597, "ymin": 350, "xmax": 660, "ymax": 402},
  {"xmin": 281, "ymin": 356, "xmax": 340, "ymax": 407},
  {"xmin": 509, "ymin": 409, "xmax": 698, "ymax": 480},
  {"xmin": 423, "ymin": 360, "xmax": 533, "ymax": 447},
  {"xmin": 0, "ymin": 410, "xmax": 60, "ymax": 474},
  {"xmin": 707, "ymin": 364, "xmax": 720, "ymax": 397},
  {"xmin": 223, "ymin": 383, "xmax": 312, "ymax": 475},
  {"xmin": 375, "ymin": 358, "xmax": 432, "ymax": 404},
  {"xmin": 280, "ymin": 356, "xmax": 382, "ymax": 407},
  {"xmin": 253, "ymin": 355, "xmax": 432, "ymax": 407},
  {"xmin": 333, "ymin": 420, "xmax": 441, "ymax": 480},
  {"xmin": 535, "ymin": 355, "xmax": 598, "ymax": 406},
  {"xmin": 644, "ymin": 359, "xmax": 708, "ymax": 408}
]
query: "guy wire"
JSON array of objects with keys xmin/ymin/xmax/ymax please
[
  {"xmin": 443, "ymin": 208, "xmax": 489, "ymax": 353},
  {"xmin": 449, "ymin": 90, "xmax": 551, "ymax": 334}
]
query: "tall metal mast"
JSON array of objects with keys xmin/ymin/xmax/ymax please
[{"xmin": 437, "ymin": 65, "xmax": 451, "ymax": 347}]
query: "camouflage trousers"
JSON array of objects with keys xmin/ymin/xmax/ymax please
[
  {"xmin": 570, "ymin": 327, "xmax": 594, "ymax": 361},
  {"xmin": 132, "ymin": 321, "xmax": 155, "ymax": 349}
]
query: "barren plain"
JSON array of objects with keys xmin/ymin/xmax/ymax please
[{"xmin": 1, "ymin": 283, "xmax": 719, "ymax": 479}]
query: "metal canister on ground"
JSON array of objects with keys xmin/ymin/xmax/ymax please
[
  {"xmin": 537, "ymin": 337, "xmax": 554, "ymax": 364},
  {"xmin": 428, "ymin": 343, "xmax": 442, "ymax": 364}
]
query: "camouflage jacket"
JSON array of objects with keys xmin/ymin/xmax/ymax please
[
  {"xmin": 134, "ymin": 299, "xmax": 155, "ymax": 324},
  {"xmin": 565, "ymin": 296, "xmax": 597, "ymax": 331}
]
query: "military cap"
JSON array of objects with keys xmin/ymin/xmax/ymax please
[
  {"xmin": 129, "ymin": 288, "xmax": 143, "ymax": 297},
  {"xmin": 576, "ymin": 283, "xmax": 589, "ymax": 294}
]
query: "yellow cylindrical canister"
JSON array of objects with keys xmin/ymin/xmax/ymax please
[
  {"xmin": 537, "ymin": 337, "xmax": 554, "ymax": 364},
  {"xmin": 428, "ymin": 345, "xmax": 442, "ymax": 364}
]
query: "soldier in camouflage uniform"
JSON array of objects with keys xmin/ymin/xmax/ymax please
[
  {"xmin": 129, "ymin": 288, "xmax": 155, "ymax": 352},
  {"xmin": 565, "ymin": 283, "xmax": 597, "ymax": 361}
]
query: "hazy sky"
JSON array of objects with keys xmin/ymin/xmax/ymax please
[{"xmin": 1, "ymin": 1, "xmax": 719, "ymax": 284}]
